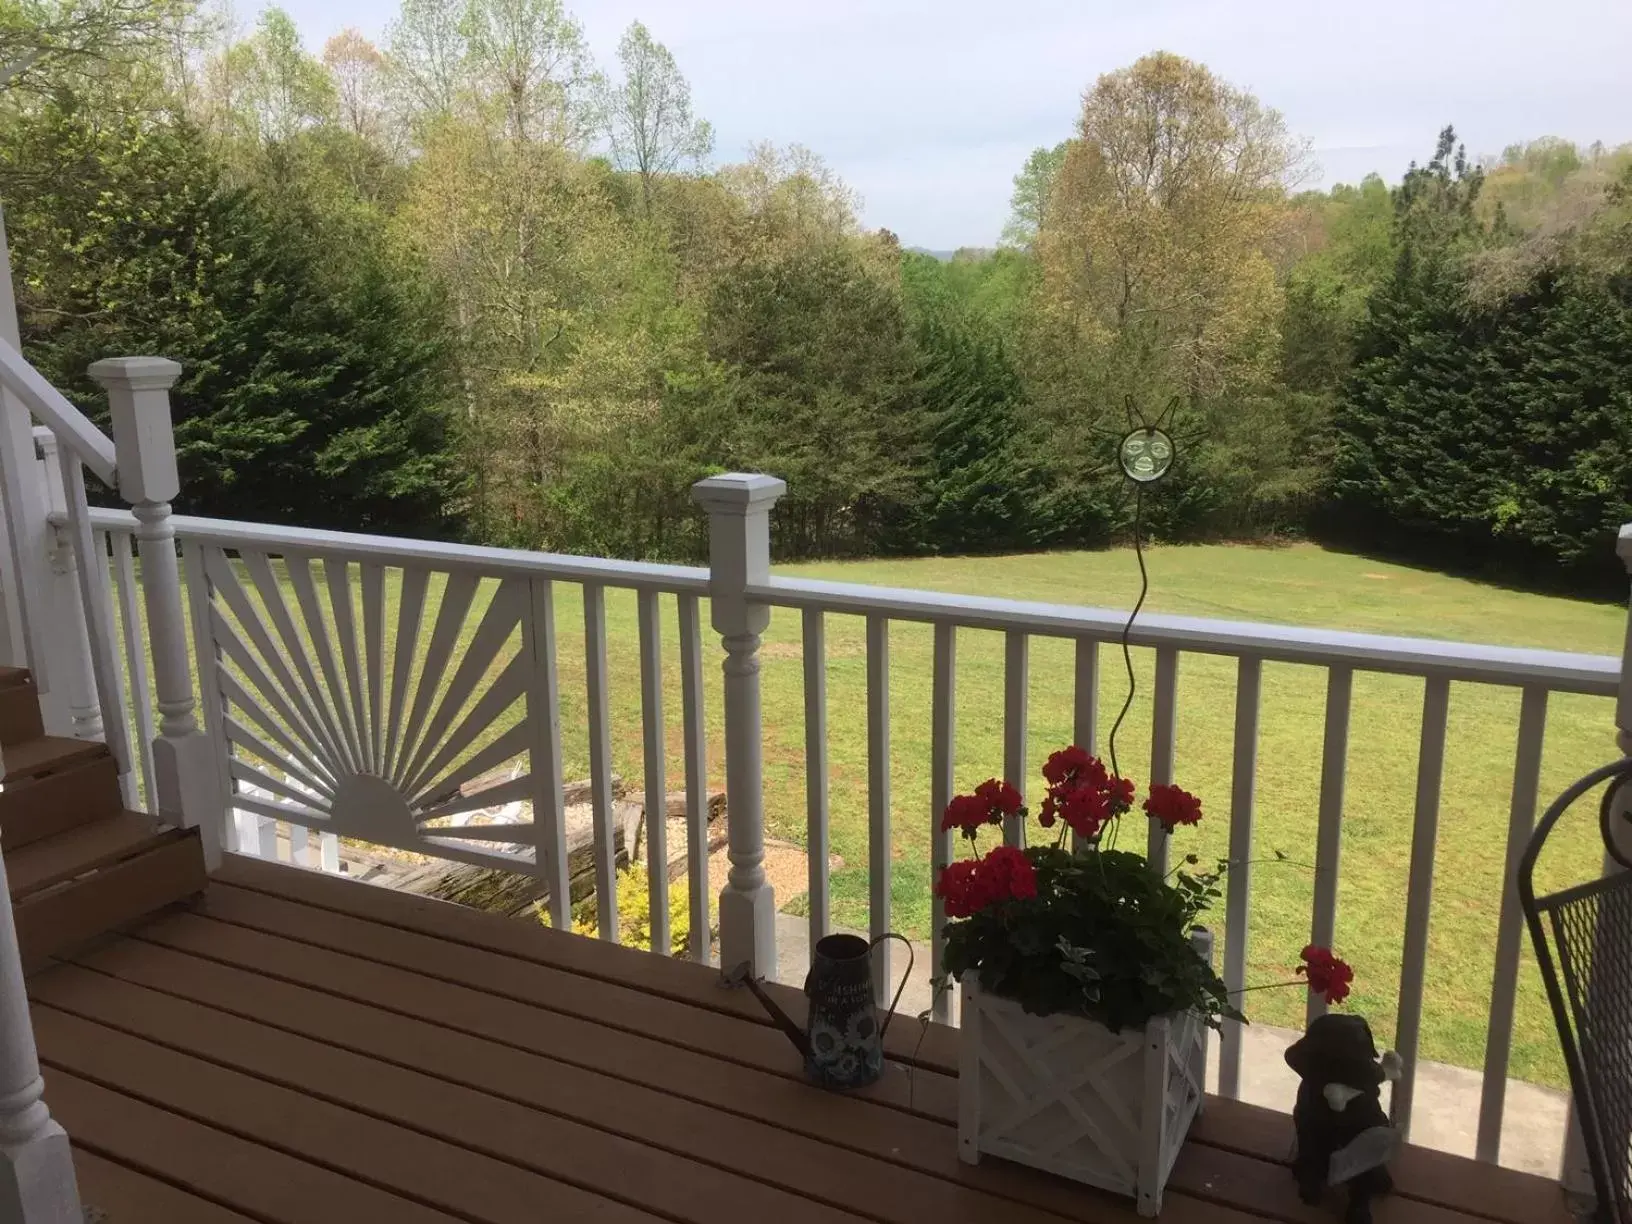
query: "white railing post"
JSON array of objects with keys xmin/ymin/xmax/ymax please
[
  {"xmin": 0, "ymin": 203, "xmax": 57, "ymax": 703},
  {"xmin": 34, "ymin": 430, "xmax": 102, "ymax": 740},
  {"xmin": 0, "ymin": 839, "xmax": 83, "ymax": 1223},
  {"xmin": 89, "ymin": 357, "xmax": 221, "ymax": 869},
  {"xmin": 693, "ymin": 473, "xmax": 784, "ymax": 978}
]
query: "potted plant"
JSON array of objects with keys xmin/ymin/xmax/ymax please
[{"xmin": 939, "ymin": 746, "xmax": 1350, "ymax": 1217}]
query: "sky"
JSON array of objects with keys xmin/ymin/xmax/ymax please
[{"xmin": 272, "ymin": 0, "xmax": 1632, "ymax": 251}]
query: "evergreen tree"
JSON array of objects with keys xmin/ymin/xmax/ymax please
[{"xmin": 0, "ymin": 94, "xmax": 462, "ymax": 536}]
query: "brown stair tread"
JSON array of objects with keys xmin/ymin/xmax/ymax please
[
  {"xmin": 0, "ymin": 666, "xmax": 30, "ymax": 689},
  {"xmin": 7, "ymin": 811, "xmax": 169, "ymax": 899},
  {"xmin": 2, "ymin": 735, "xmax": 108, "ymax": 781}
]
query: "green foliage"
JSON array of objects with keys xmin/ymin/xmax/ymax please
[
  {"xmin": 942, "ymin": 846, "xmax": 1239, "ymax": 1032},
  {"xmin": 0, "ymin": 94, "xmax": 462, "ymax": 535},
  {"xmin": 571, "ymin": 862, "xmax": 694, "ymax": 956},
  {"xmin": 3, "ymin": 6, "xmax": 1630, "ymax": 583},
  {"xmin": 1332, "ymin": 130, "xmax": 1632, "ymax": 581}
]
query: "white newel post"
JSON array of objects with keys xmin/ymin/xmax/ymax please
[
  {"xmin": 0, "ymin": 837, "xmax": 83, "ymax": 1222},
  {"xmin": 35, "ymin": 432, "xmax": 101, "ymax": 741},
  {"xmin": 89, "ymin": 358, "xmax": 221, "ymax": 870},
  {"xmin": 693, "ymin": 473, "xmax": 785, "ymax": 978}
]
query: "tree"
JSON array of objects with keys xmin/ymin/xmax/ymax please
[
  {"xmin": 384, "ymin": 0, "xmax": 465, "ymax": 131},
  {"xmin": 1001, "ymin": 141, "xmax": 1066, "ymax": 248},
  {"xmin": 605, "ymin": 20, "xmax": 711, "ymax": 216},
  {"xmin": 323, "ymin": 27, "xmax": 387, "ymax": 142},
  {"xmin": 1034, "ymin": 52, "xmax": 1306, "ymax": 420},
  {"xmin": 0, "ymin": 0, "xmax": 186, "ymax": 95},
  {"xmin": 0, "ymin": 93, "xmax": 462, "ymax": 536},
  {"xmin": 458, "ymin": 0, "xmax": 599, "ymax": 145},
  {"xmin": 211, "ymin": 8, "xmax": 335, "ymax": 145}
]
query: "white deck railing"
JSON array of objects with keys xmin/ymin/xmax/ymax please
[{"xmin": 33, "ymin": 454, "xmax": 1632, "ymax": 1185}]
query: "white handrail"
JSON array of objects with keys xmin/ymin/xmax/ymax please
[
  {"xmin": 0, "ymin": 338, "xmax": 115, "ymax": 485},
  {"xmin": 84, "ymin": 506, "xmax": 710, "ymax": 593},
  {"xmin": 751, "ymin": 574, "xmax": 1619, "ymax": 694}
]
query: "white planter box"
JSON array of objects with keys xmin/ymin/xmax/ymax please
[{"xmin": 957, "ymin": 977, "xmax": 1209, "ymax": 1217}]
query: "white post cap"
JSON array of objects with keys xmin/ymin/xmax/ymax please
[
  {"xmin": 692, "ymin": 473, "xmax": 786, "ymax": 513},
  {"xmin": 88, "ymin": 356, "xmax": 182, "ymax": 504}
]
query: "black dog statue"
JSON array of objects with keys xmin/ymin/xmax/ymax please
[{"xmin": 1285, "ymin": 1014, "xmax": 1403, "ymax": 1224}]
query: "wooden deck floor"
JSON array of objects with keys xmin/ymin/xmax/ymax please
[{"xmin": 35, "ymin": 854, "xmax": 1571, "ymax": 1224}]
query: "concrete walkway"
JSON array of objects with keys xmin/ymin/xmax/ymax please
[{"xmin": 772, "ymin": 913, "xmax": 1568, "ymax": 1177}]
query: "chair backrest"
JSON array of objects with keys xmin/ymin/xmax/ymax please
[{"xmin": 1521, "ymin": 758, "xmax": 1632, "ymax": 1223}]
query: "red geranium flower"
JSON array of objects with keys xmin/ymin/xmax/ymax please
[
  {"xmin": 1041, "ymin": 780, "xmax": 1111, "ymax": 839},
  {"xmin": 934, "ymin": 859, "xmax": 985, "ymax": 918},
  {"xmin": 942, "ymin": 778, "xmax": 1024, "ymax": 840},
  {"xmin": 1043, "ymin": 745, "xmax": 1100, "ymax": 787},
  {"xmin": 934, "ymin": 845, "xmax": 1038, "ymax": 918},
  {"xmin": 975, "ymin": 778, "xmax": 1024, "ymax": 816},
  {"xmin": 981, "ymin": 844, "xmax": 1038, "ymax": 903},
  {"xmin": 1298, "ymin": 945, "xmax": 1354, "ymax": 1005},
  {"xmin": 1144, "ymin": 783, "xmax": 1203, "ymax": 830}
]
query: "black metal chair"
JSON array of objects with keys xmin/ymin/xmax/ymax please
[{"xmin": 1521, "ymin": 757, "xmax": 1632, "ymax": 1223}]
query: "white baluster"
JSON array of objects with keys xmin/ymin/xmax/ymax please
[
  {"xmin": 34, "ymin": 432, "xmax": 100, "ymax": 741},
  {"xmin": 1002, "ymin": 630, "xmax": 1028, "ymax": 846},
  {"xmin": 637, "ymin": 589, "xmax": 670, "ymax": 955},
  {"xmin": 0, "ymin": 837, "xmax": 83, "ymax": 1222},
  {"xmin": 930, "ymin": 622, "xmax": 957, "ymax": 1024},
  {"xmin": 582, "ymin": 582, "xmax": 617, "ymax": 942},
  {"xmin": 1147, "ymin": 646, "xmax": 1179, "ymax": 872},
  {"xmin": 802, "ymin": 607, "xmax": 829, "ymax": 953},
  {"xmin": 1307, "ymin": 666, "xmax": 1353, "ymax": 1026},
  {"xmin": 89, "ymin": 357, "xmax": 220, "ymax": 869},
  {"xmin": 678, "ymin": 594, "xmax": 711, "ymax": 963},
  {"xmin": 522, "ymin": 577, "xmax": 570, "ymax": 930},
  {"xmin": 1391, "ymin": 674, "xmax": 1450, "ymax": 1136},
  {"xmin": 693, "ymin": 473, "xmax": 784, "ymax": 979},
  {"xmin": 1477, "ymin": 685, "xmax": 1548, "ymax": 1163},
  {"xmin": 867, "ymin": 612, "xmax": 892, "ymax": 1001},
  {"xmin": 1219, "ymin": 656, "xmax": 1261, "ymax": 1100}
]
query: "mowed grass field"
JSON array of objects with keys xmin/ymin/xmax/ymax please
[{"xmin": 158, "ymin": 539, "xmax": 1624, "ymax": 1088}]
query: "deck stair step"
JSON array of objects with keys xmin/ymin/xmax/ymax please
[{"xmin": 0, "ymin": 667, "xmax": 206, "ymax": 967}]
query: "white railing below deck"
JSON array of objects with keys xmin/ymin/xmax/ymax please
[
  {"xmin": 739, "ymin": 498, "xmax": 1622, "ymax": 1163},
  {"xmin": 84, "ymin": 505, "xmax": 717, "ymax": 964},
  {"xmin": 49, "ymin": 473, "xmax": 1632, "ymax": 1192}
]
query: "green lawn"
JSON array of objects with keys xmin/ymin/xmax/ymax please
[
  {"xmin": 542, "ymin": 542, "xmax": 1622, "ymax": 1089},
  {"xmin": 161, "ymin": 539, "xmax": 1625, "ymax": 1088}
]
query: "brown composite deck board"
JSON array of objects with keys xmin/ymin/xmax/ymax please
[
  {"xmin": 0, "ymin": 753, "xmax": 123, "ymax": 848},
  {"xmin": 38, "ymin": 859, "xmax": 1563, "ymax": 1224},
  {"xmin": 1189, "ymin": 1100, "xmax": 1570, "ymax": 1224},
  {"xmin": 47, "ymin": 950, "xmax": 1115, "ymax": 1224},
  {"xmin": 32, "ymin": 966, "xmax": 874, "ymax": 1224},
  {"xmin": 46, "ymin": 1068, "xmax": 460, "ymax": 1224},
  {"xmin": 0, "ymin": 734, "xmax": 106, "ymax": 780},
  {"xmin": 119, "ymin": 896, "xmax": 1441, "ymax": 1224},
  {"xmin": 72, "ymin": 1148, "xmax": 259, "ymax": 1224},
  {"xmin": 194, "ymin": 881, "xmax": 952, "ymax": 1119},
  {"xmin": 194, "ymin": 873, "xmax": 1553, "ymax": 1224},
  {"xmin": 31, "ymin": 1004, "xmax": 661, "ymax": 1224},
  {"xmin": 216, "ymin": 853, "xmax": 966, "ymax": 1073},
  {"xmin": 6, "ymin": 811, "xmax": 164, "ymax": 896}
]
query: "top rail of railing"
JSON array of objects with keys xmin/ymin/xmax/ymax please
[
  {"xmin": 84, "ymin": 506, "xmax": 1621, "ymax": 695},
  {"xmin": 0, "ymin": 339, "xmax": 115, "ymax": 484},
  {"xmin": 85, "ymin": 507, "xmax": 711, "ymax": 594},
  {"xmin": 750, "ymin": 574, "xmax": 1621, "ymax": 695}
]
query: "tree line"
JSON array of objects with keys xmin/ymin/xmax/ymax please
[{"xmin": 1, "ymin": 2, "xmax": 1628, "ymax": 584}]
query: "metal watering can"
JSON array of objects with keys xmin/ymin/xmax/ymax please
[{"xmin": 730, "ymin": 933, "xmax": 913, "ymax": 1089}]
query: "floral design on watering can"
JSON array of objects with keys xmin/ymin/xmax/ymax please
[{"xmin": 731, "ymin": 932, "xmax": 913, "ymax": 1089}]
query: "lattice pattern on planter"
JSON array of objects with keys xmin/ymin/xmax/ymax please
[
  {"xmin": 959, "ymin": 980, "xmax": 1207, "ymax": 1218},
  {"xmin": 189, "ymin": 544, "xmax": 542, "ymax": 870}
]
